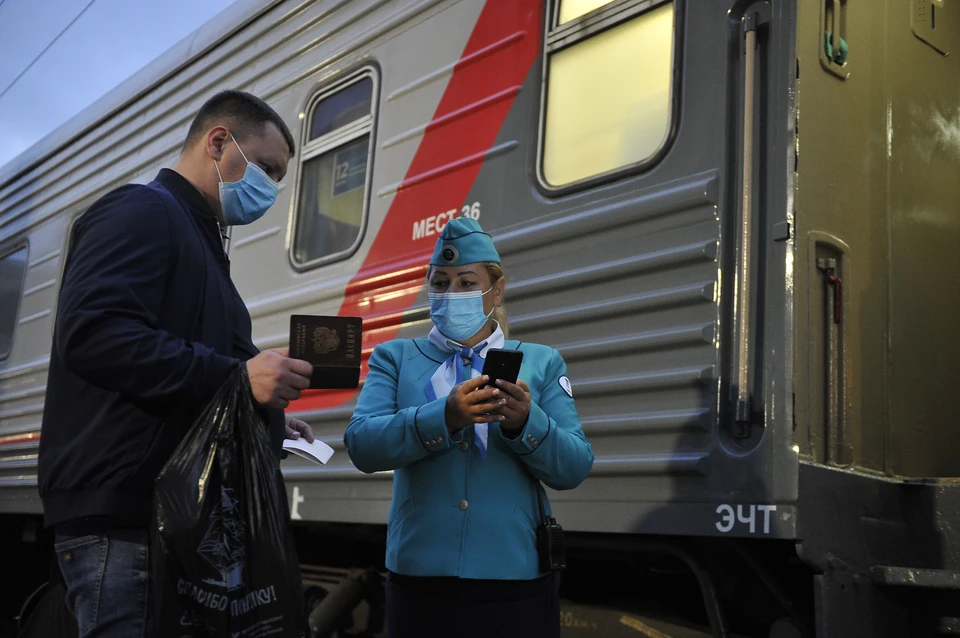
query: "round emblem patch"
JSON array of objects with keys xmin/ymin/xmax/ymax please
[
  {"xmin": 558, "ymin": 375, "xmax": 573, "ymax": 397},
  {"xmin": 440, "ymin": 245, "xmax": 459, "ymax": 263}
]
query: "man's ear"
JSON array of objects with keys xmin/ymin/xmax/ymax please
[{"xmin": 205, "ymin": 126, "xmax": 231, "ymax": 161}]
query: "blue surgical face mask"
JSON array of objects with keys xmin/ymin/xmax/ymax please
[
  {"xmin": 214, "ymin": 134, "xmax": 279, "ymax": 226},
  {"xmin": 429, "ymin": 286, "xmax": 496, "ymax": 342}
]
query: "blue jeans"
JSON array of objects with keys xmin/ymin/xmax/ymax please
[{"xmin": 54, "ymin": 528, "xmax": 156, "ymax": 638}]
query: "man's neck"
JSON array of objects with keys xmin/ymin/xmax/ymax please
[{"xmin": 171, "ymin": 159, "xmax": 222, "ymax": 222}]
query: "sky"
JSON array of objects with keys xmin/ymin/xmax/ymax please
[{"xmin": 0, "ymin": 0, "xmax": 238, "ymax": 170}]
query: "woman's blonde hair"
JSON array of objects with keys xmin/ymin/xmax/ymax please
[{"xmin": 426, "ymin": 262, "xmax": 509, "ymax": 337}]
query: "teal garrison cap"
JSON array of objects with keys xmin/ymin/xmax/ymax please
[{"xmin": 429, "ymin": 217, "xmax": 500, "ymax": 266}]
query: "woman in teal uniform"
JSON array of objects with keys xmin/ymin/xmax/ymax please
[{"xmin": 344, "ymin": 217, "xmax": 593, "ymax": 638}]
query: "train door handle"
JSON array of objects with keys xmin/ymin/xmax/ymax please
[{"xmin": 733, "ymin": 12, "xmax": 761, "ymax": 426}]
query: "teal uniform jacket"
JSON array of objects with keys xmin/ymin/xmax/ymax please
[{"xmin": 344, "ymin": 337, "xmax": 594, "ymax": 580}]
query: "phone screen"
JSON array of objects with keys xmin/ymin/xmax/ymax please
[{"xmin": 481, "ymin": 348, "xmax": 523, "ymax": 385}]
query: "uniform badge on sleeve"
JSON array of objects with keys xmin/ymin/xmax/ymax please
[{"xmin": 558, "ymin": 375, "xmax": 573, "ymax": 397}]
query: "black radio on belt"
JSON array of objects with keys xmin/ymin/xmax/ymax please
[{"xmin": 534, "ymin": 481, "xmax": 566, "ymax": 572}]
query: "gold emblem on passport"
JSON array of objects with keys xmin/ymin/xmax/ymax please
[
  {"xmin": 290, "ymin": 315, "xmax": 363, "ymax": 389},
  {"xmin": 312, "ymin": 327, "xmax": 340, "ymax": 354}
]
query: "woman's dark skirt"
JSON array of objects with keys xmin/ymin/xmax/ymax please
[{"xmin": 385, "ymin": 571, "xmax": 561, "ymax": 638}]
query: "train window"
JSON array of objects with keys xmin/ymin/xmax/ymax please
[
  {"xmin": 308, "ymin": 79, "xmax": 373, "ymax": 140},
  {"xmin": 291, "ymin": 71, "xmax": 377, "ymax": 269},
  {"xmin": 540, "ymin": 0, "xmax": 675, "ymax": 189},
  {"xmin": 0, "ymin": 245, "xmax": 28, "ymax": 360},
  {"xmin": 558, "ymin": 0, "xmax": 615, "ymax": 24}
]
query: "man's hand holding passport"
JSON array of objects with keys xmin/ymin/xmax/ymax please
[{"xmin": 289, "ymin": 315, "xmax": 363, "ymax": 389}]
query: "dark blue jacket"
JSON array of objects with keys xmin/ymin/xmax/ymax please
[{"xmin": 38, "ymin": 169, "xmax": 283, "ymax": 528}]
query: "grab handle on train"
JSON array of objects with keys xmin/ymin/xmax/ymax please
[
  {"xmin": 820, "ymin": 0, "xmax": 851, "ymax": 78},
  {"xmin": 817, "ymin": 256, "xmax": 848, "ymax": 465},
  {"xmin": 733, "ymin": 12, "xmax": 761, "ymax": 428}
]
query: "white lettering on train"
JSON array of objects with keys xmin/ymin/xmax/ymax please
[
  {"xmin": 715, "ymin": 504, "xmax": 777, "ymax": 534},
  {"xmin": 290, "ymin": 485, "xmax": 304, "ymax": 520},
  {"xmin": 412, "ymin": 202, "xmax": 481, "ymax": 240}
]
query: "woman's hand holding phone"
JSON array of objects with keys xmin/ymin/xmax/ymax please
[
  {"xmin": 492, "ymin": 378, "xmax": 531, "ymax": 432},
  {"xmin": 445, "ymin": 376, "xmax": 503, "ymax": 433}
]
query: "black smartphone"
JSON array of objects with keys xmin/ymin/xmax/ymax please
[{"xmin": 481, "ymin": 348, "xmax": 523, "ymax": 386}]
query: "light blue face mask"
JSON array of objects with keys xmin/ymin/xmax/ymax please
[
  {"xmin": 214, "ymin": 134, "xmax": 279, "ymax": 226},
  {"xmin": 429, "ymin": 287, "xmax": 496, "ymax": 342}
]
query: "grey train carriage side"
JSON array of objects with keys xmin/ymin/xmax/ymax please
[{"xmin": 1, "ymin": 0, "xmax": 958, "ymax": 636}]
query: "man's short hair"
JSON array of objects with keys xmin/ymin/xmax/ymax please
[{"xmin": 183, "ymin": 90, "xmax": 296, "ymax": 157}]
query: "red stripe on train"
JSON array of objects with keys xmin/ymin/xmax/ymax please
[
  {"xmin": 0, "ymin": 432, "xmax": 40, "ymax": 446},
  {"xmin": 290, "ymin": 0, "xmax": 543, "ymax": 413}
]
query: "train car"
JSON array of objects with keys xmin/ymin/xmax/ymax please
[{"xmin": 1, "ymin": 0, "xmax": 959, "ymax": 635}]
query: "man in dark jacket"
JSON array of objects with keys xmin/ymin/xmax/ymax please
[{"xmin": 37, "ymin": 90, "xmax": 313, "ymax": 637}]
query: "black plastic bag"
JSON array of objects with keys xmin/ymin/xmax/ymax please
[
  {"xmin": 16, "ymin": 558, "xmax": 78, "ymax": 638},
  {"xmin": 15, "ymin": 581, "xmax": 78, "ymax": 638},
  {"xmin": 153, "ymin": 365, "xmax": 305, "ymax": 637}
]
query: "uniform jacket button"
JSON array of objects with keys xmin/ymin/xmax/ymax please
[
  {"xmin": 458, "ymin": 499, "xmax": 468, "ymax": 511},
  {"xmin": 437, "ymin": 436, "xmax": 444, "ymax": 443},
  {"xmin": 459, "ymin": 441, "xmax": 469, "ymax": 451}
]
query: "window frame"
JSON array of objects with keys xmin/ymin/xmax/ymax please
[
  {"xmin": 289, "ymin": 65, "xmax": 379, "ymax": 271},
  {"xmin": 535, "ymin": 0, "xmax": 684, "ymax": 195},
  {"xmin": 0, "ymin": 241, "xmax": 30, "ymax": 362}
]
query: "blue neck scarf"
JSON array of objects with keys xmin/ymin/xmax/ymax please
[{"xmin": 424, "ymin": 323, "xmax": 504, "ymax": 460}]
